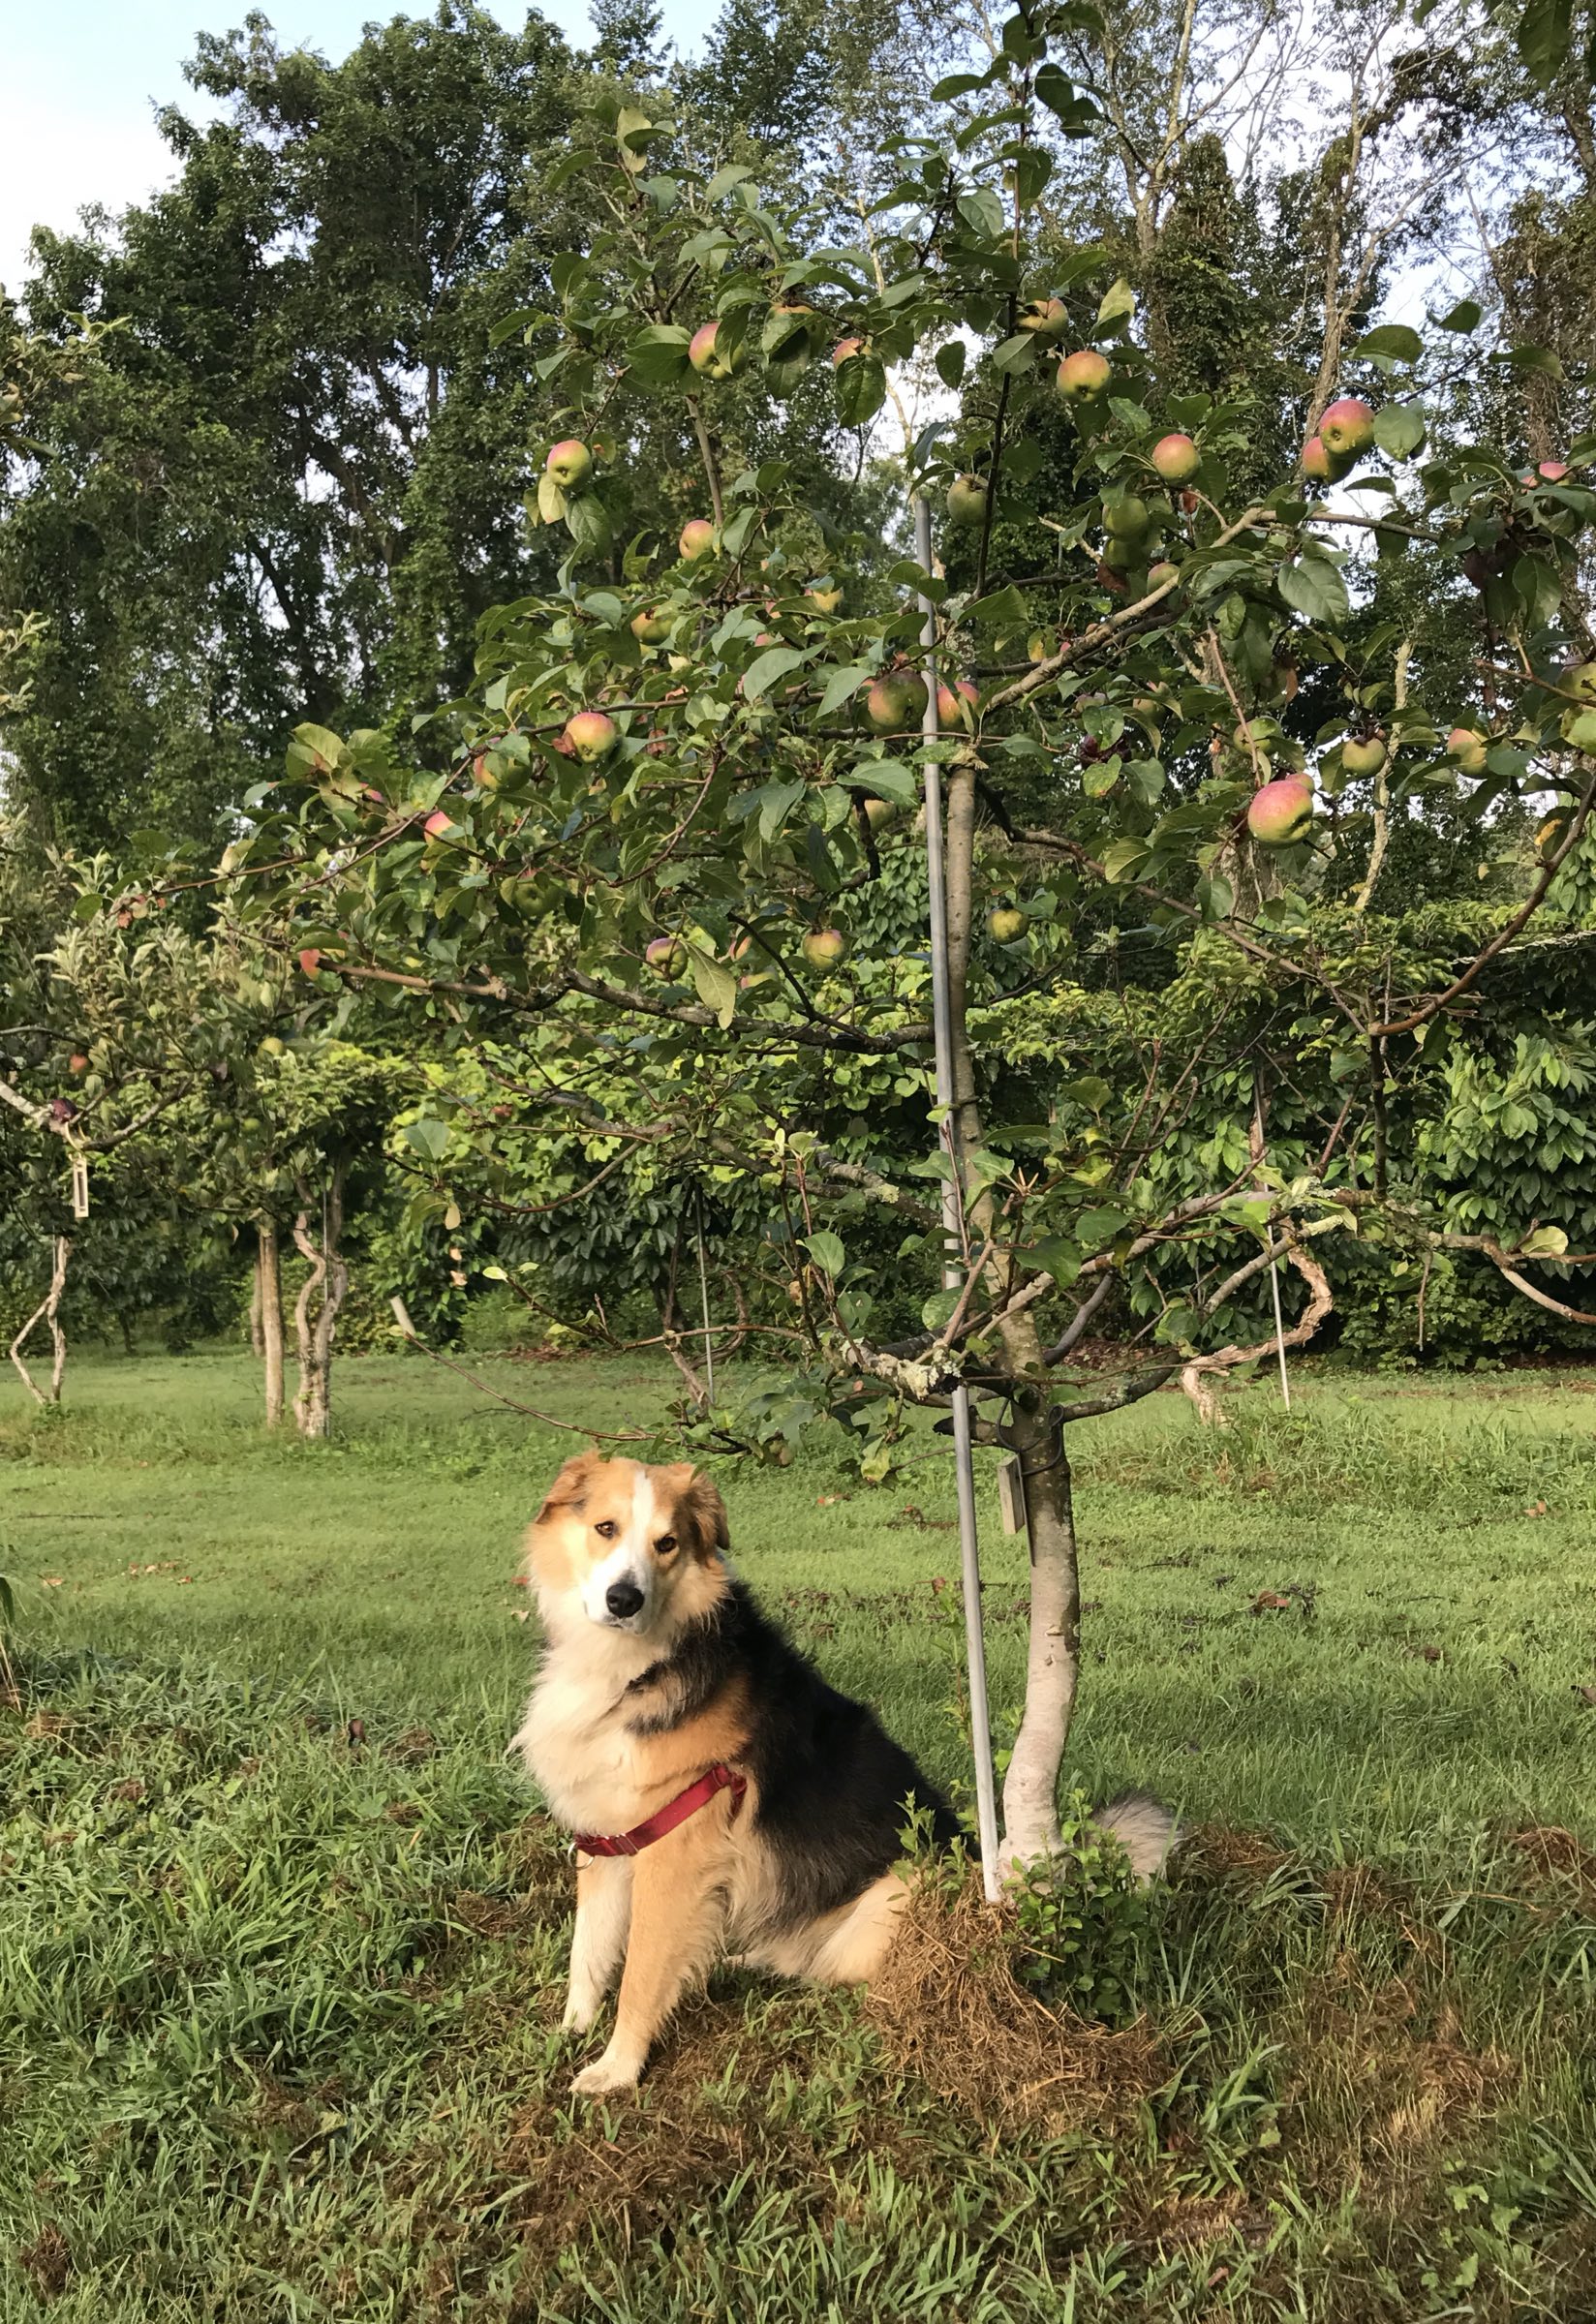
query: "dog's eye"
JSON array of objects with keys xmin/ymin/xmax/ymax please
[
  {"xmin": 594, "ymin": 1519, "xmax": 619, "ymax": 1540},
  {"xmin": 656, "ymin": 1534, "xmax": 677, "ymax": 1556}
]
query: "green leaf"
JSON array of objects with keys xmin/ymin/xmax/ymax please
[
  {"xmin": 1437, "ymin": 298, "xmax": 1483, "ymax": 333},
  {"xmin": 1509, "ymin": 343, "xmax": 1566, "ymax": 380},
  {"xmin": 935, "ymin": 341, "xmax": 967, "ymax": 388},
  {"xmin": 931, "ymin": 70, "xmax": 990, "ymax": 98},
  {"xmin": 808, "ymin": 1230, "xmax": 845, "ymax": 1276},
  {"xmin": 816, "ymin": 662, "xmax": 873, "ymax": 718},
  {"xmin": 1514, "ymin": 553, "xmax": 1563, "ymax": 629},
  {"xmin": 742, "ymin": 644, "xmax": 812, "ymax": 700},
  {"xmin": 1277, "ymin": 555, "xmax": 1350, "ymax": 628},
  {"xmin": 1096, "ymin": 277, "xmax": 1135, "ymax": 327},
  {"xmin": 967, "ymin": 584, "xmax": 1028, "ymax": 629},
  {"xmin": 1029, "ymin": 1236, "xmax": 1082, "ymax": 1288},
  {"xmin": 1352, "ymin": 324, "xmax": 1423, "ymax": 364},
  {"xmin": 1372, "ymin": 404, "xmax": 1426, "ymax": 458},
  {"xmin": 565, "ymin": 494, "xmax": 612, "ymax": 559},
  {"xmin": 1518, "ymin": 0, "xmax": 1573, "ymax": 84},
  {"xmin": 756, "ymin": 779, "xmax": 806, "ymax": 839},
  {"xmin": 1077, "ymin": 1206, "xmax": 1130, "ymax": 1247},
  {"xmin": 836, "ymin": 352, "xmax": 887, "ymax": 425},
  {"xmin": 992, "ymin": 332, "xmax": 1036, "ymax": 375},
  {"xmin": 1098, "ymin": 837, "xmax": 1150, "ymax": 882},
  {"xmin": 688, "ymin": 947, "xmax": 738, "ymax": 1029},
  {"xmin": 405, "ymin": 1119, "xmax": 450, "ymax": 1163},
  {"xmin": 921, "ymin": 1288, "xmax": 961, "ymax": 1330},
  {"xmin": 956, "ymin": 189, "xmax": 1005, "ymax": 238},
  {"xmin": 838, "ymin": 760, "xmax": 919, "ymax": 806},
  {"xmin": 628, "ymin": 322, "xmax": 693, "ymax": 385},
  {"xmin": 1519, "ymin": 1225, "xmax": 1569, "ymax": 1258},
  {"xmin": 293, "ymin": 722, "xmax": 348, "ymax": 770}
]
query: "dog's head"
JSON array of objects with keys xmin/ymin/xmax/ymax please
[{"xmin": 526, "ymin": 1451, "xmax": 729, "ymax": 1638}]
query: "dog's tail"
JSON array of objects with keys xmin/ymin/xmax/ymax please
[{"xmin": 1091, "ymin": 1790, "xmax": 1181, "ymax": 1881}]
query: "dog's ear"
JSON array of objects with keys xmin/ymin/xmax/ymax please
[
  {"xmin": 536, "ymin": 1448, "xmax": 601, "ymax": 1524},
  {"xmin": 663, "ymin": 1464, "xmax": 729, "ymax": 1559}
]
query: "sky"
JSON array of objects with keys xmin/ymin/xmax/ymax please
[{"xmin": 0, "ymin": 0, "xmax": 719, "ymax": 296}]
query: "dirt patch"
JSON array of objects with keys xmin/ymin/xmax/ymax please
[
  {"xmin": 18, "ymin": 2223, "xmax": 74, "ymax": 2300},
  {"xmin": 1504, "ymin": 1823, "xmax": 1596, "ymax": 1911},
  {"xmin": 865, "ymin": 1866, "xmax": 1164, "ymax": 2131}
]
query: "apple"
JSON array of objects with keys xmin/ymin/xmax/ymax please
[
  {"xmin": 1318, "ymin": 397, "xmax": 1375, "ymax": 458},
  {"xmin": 988, "ymin": 906, "xmax": 1027, "ymax": 943},
  {"xmin": 688, "ymin": 320, "xmax": 745, "ymax": 380},
  {"xmin": 1246, "ymin": 777, "xmax": 1314, "ymax": 846},
  {"xmin": 1057, "ymin": 349, "xmax": 1111, "ymax": 403},
  {"xmin": 424, "ymin": 810, "xmax": 456, "ymax": 839},
  {"xmin": 564, "ymin": 711, "xmax": 618, "ymax": 763},
  {"xmin": 630, "ymin": 607, "xmax": 670, "ymax": 644},
  {"xmin": 1341, "ymin": 734, "xmax": 1388, "ymax": 777},
  {"xmin": 806, "ymin": 581, "xmax": 843, "ymax": 614},
  {"xmin": 802, "ymin": 928, "xmax": 849, "ymax": 968},
  {"xmin": 298, "ymin": 948, "xmax": 322, "ymax": 977},
  {"xmin": 69, "ymin": 1052, "xmax": 89, "ymax": 1075},
  {"xmin": 936, "ymin": 677, "xmax": 979, "ymax": 725},
  {"xmin": 1302, "ymin": 434, "xmax": 1342, "ymax": 485},
  {"xmin": 545, "ymin": 439, "xmax": 593, "ymax": 488},
  {"xmin": 947, "ymin": 473, "xmax": 989, "ymax": 525},
  {"xmin": 862, "ymin": 797, "xmax": 898, "ymax": 832},
  {"xmin": 831, "ymin": 336, "xmax": 866, "ymax": 365},
  {"xmin": 1147, "ymin": 560, "xmax": 1180, "ymax": 590},
  {"xmin": 1018, "ymin": 295, "xmax": 1068, "ymax": 339},
  {"xmin": 260, "ymin": 1035, "xmax": 286, "ymax": 1057},
  {"xmin": 1103, "ymin": 495, "xmax": 1151, "ymax": 539},
  {"xmin": 1100, "ymin": 535, "xmax": 1142, "ymax": 572},
  {"xmin": 645, "ymin": 935, "xmax": 688, "ymax": 978},
  {"xmin": 866, "ymin": 670, "xmax": 930, "ymax": 731},
  {"xmin": 1446, "ymin": 726, "xmax": 1489, "ymax": 774},
  {"xmin": 678, "ymin": 518, "xmax": 716, "ymax": 561},
  {"xmin": 1537, "ymin": 459, "xmax": 1569, "ymax": 481},
  {"xmin": 1151, "ymin": 432, "xmax": 1200, "ymax": 482}
]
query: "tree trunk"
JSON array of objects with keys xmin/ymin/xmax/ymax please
[
  {"xmin": 291, "ymin": 1174, "xmax": 347, "ymax": 1440},
  {"xmin": 258, "ymin": 1219, "xmax": 285, "ymax": 1428},
  {"xmin": 249, "ymin": 1251, "xmax": 265, "ymax": 1357},
  {"xmin": 10, "ymin": 1236, "xmax": 72, "ymax": 1406},
  {"xmin": 940, "ymin": 750, "xmax": 1084, "ymax": 1869}
]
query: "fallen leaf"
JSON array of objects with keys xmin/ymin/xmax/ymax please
[
  {"xmin": 1406, "ymin": 1644, "xmax": 1444, "ymax": 1664},
  {"xmin": 107, "ymin": 1779, "xmax": 145, "ymax": 1803},
  {"xmin": 1250, "ymin": 1590, "xmax": 1291, "ymax": 1613},
  {"xmin": 347, "ymin": 1718, "xmax": 366, "ymax": 1749},
  {"xmin": 1573, "ymin": 1684, "xmax": 1596, "ymax": 1708},
  {"xmin": 39, "ymin": 1576, "xmax": 63, "ymax": 1589}
]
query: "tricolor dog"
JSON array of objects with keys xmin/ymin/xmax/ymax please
[{"xmin": 514, "ymin": 1450, "xmax": 1173, "ymax": 2095}]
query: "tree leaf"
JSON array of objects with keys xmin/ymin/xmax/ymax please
[
  {"xmin": 816, "ymin": 662, "xmax": 873, "ymax": 717},
  {"xmin": 1277, "ymin": 555, "xmax": 1349, "ymax": 628},
  {"xmin": 1352, "ymin": 323, "xmax": 1423, "ymax": 364},
  {"xmin": 992, "ymin": 332, "xmax": 1036, "ymax": 375},
  {"xmin": 1518, "ymin": 0, "xmax": 1573, "ymax": 84},
  {"xmin": 628, "ymin": 322, "xmax": 693, "ymax": 385},
  {"xmin": 1097, "ymin": 277, "xmax": 1135, "ymax": 327},
  {"xmin": 838, "ymin": 760, "xmax": 919, "ymax": 806},
  {"xmin": 921, "ymin": 1287, "xmax": 961, "ymax": 1330},
  {"xmin": 1437, "ymin": 299, "xmax": 1483, "ymax": 333},
  {"xmin": 807, "ymin": 1230, "xmax": 845, "ymax": 1276},
  {"xmin": 688, "ymin": 947, "xmax": 738, "ymax": 1029},
  {"xmin": 1372, "ymin": 404, "xmax": 1426, "ymax": 458},
  {"xmin": 835, "ymin": 352, "xmax": 886, "ymax": 425},
  {"xmin": 405, "ymin": 1118, "xmax": 450, "ymax": 1163},
  {"xmin": 956, "ymin": 189, "xmax": 1004, "ymax": 238},
  {"xmin": 935, "ymin": 341, "xmax": 967, "ymax": 388},
  {"xmin": 741, "ymin": 644, "xmax": 812, "ymax": 700}
]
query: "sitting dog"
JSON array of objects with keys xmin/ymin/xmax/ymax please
[{"xmin": 514, "ymin": 1450, "xmax": 1172, "ymax": 2095}]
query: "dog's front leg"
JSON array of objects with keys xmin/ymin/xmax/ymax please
[
  {"xmin": 563, "ymin": 1853, "xmax": 633, "ymax": 2034},
  {"xmin": 569, "ymin": 1823, "xmax": 727, "ymax": 2097}
]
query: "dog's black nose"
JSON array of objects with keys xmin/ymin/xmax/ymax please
[{"xmin": 605, "ymin": 1579, "xmax": 645, "ymax": 1620}]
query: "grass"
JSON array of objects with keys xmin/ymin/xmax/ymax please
[{"xmin": 3, "ymin": 1348, "xmax": 1596, "ymax": 2319}]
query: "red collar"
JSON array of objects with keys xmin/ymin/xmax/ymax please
[{"xmin": 572, "ymin": 1761, "xmax": 747, "ymax": 1859}]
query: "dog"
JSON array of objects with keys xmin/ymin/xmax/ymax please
[{"xmin": 513, "ymin": 1450, "xmax": 1174, "ymax": 2095}]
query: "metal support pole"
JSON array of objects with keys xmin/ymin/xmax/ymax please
[
  {"xmin": 914, "ymin": 491, "xmax": 1001, "ymax": 1902},
  {"xmin": 694, "ymin": 1187, "xmax": 716, "ymax": 1405},
  {"xmin": 1254, "ymin": 1083, "xmax": 1291, "ymax": 1411}
]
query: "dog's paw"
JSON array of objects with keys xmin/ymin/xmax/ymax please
[
  {"xmin": 561, "ymin": 1994, "xmax": 598, "ymax": 2035},
  {"xmin": 570, "ymin": 2052, "xmax": 641, "ymax": 2098}
]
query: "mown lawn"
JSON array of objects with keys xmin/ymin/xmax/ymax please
[{"xmin": 3, "ymin": 1349, "xmax": 1596, "ymax": 2321}]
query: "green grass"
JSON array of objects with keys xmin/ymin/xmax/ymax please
[{"xmin": 3, "ymin": 1350, "xmax": 1596, "ymax": 2319}]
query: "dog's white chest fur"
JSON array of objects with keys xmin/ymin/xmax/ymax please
[{"xmin": 513, "ymin": 1638, "xmax": 655, "ymax": 1832}]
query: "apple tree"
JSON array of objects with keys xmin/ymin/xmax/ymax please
[{"xmin": 207, "ymin": 15, "xmax": 1596, "ymax": 1865}]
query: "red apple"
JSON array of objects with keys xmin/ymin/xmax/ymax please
[
  {"xmin": 424, "ymin": 810, "xmax": 455, "ymax": 839},
  {"xmin": 1151, "ymin": 432, "xmax": 1200, "ymax": 482},
  {"xmin": 564, "ymin": 711, "xmax": 618, "ymax": 763},
  {"xmin": 1018, "ymin": 296, "xmax": 1068, "ymax": 340},
  {"xmin": 689, "ymin": 321, "xmax": 743, "ymax": 380},
  {"xmin": 1319, "ymin": 397, "xmax": 1375, "ymax": 458},
  {"xmin": 678, "ymin": 518, "xmax": 716, "ymax": 561},
  {"xmin": 645, "ymin": 935, "xmax": 688, "ymax": 978},
  {"xmin": 1446, "ymin": 726, "xmax": 1489, "ymax": 774},
  {"xmin": 298, "ymin": 947, "xmax": 322, "ymax": 977},
  {"xmin": 69, "ymin": 1052, "xmax": 89, "ymax": 1074},
  {"xmin": 1057, "ymin": 350, "xmax": 1112, "ymax": 403},
  {"xmin": 831, "ymin": 336, "xmax": 866, "ymax": 365},
  {"xmin": 1246, "ymin": 777, "xmax": 1314, "ymax": 847},
  {"xmin": 1302, "ymin": 434, "xmax": 1340, "ymax": 484},
  {"xmin": 936, "ymin": 677, "xmax": 979, "ymax": 726},
  {"xmin": 545, "ymin": 439, "xmax": 593, "ymax": 487}
]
